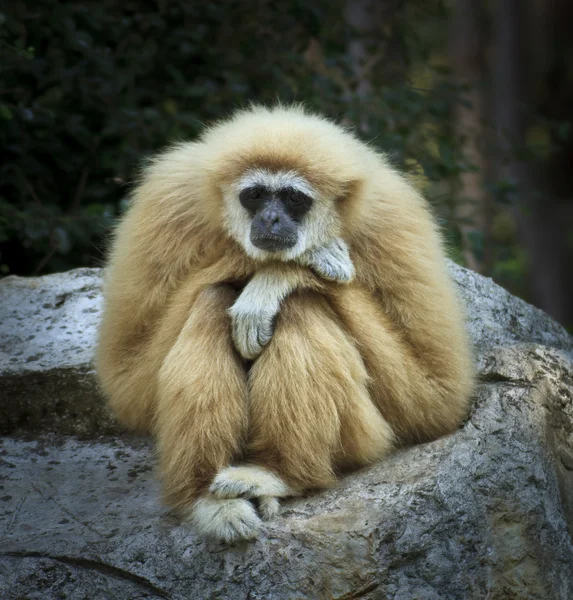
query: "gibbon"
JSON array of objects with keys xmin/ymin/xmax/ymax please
[{"xmin": 96, "ymin": 105, "xmax": 474, "ymax": 542}]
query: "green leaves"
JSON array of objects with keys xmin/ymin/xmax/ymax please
[{"xmin": 0, "ymin": 0, "xmax": 512, "ymax": 276}]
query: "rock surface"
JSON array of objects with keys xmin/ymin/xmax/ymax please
[
  {"xmin": 1, "ymin": 265, "xmax": 573, "ymax": 599},
  {"xmin": 0, "ymin": 268, "xmax": 118, "ymax": 435}
]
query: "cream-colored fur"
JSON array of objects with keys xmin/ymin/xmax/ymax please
[
  {"xmin": 229, "ymin": 268, "xmax": 296, "ymax": 360},
  {"xmin": 297, "ymin": 237, "xmax": 355, "ymax": 283},
  {"xmin": 210, "ymin": 465, "xmax": 294, "ymax": 499},
  {"xmin": 96, "ymin": 104, "xmax": 474, "ymax": 542},
  {"xmin": 188, "ymin": 464, "xmax": 294, "ymax": 542},
  {"xmin": 189, "ymin": 496, "xmax": 261, "ymax": 542}
]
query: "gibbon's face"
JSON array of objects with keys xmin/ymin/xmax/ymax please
[{"xmin": 223, "ymin": 168, "xmax": 340, "ymax": 261}]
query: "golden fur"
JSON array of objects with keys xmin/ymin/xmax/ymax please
[{"xmin": 96, "ymin": 105, "xmax": 474, "ymax": 540}]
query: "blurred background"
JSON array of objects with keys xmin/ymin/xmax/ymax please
[{"xmin": 1, "ymin": 0, "xmax": 571, "ymax": 328}]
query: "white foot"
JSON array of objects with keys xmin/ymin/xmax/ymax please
[
  {"xmin": 188, "ymin": 496, "xmax": 261, "ymax": 543},
  {"xmin": 210, "ymin": 465, "xmax": 292, "ymax": 499},
  {"xmin": 209, "ymin": 465, "xmax": 296, "ymax": 521}
]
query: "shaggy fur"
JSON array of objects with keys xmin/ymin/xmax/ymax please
[{"xmin": 96, "ymin": 105, "xmax": 474, "ymax": 541}]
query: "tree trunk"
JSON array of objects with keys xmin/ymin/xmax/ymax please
[
  {"xmin": 449, "ymin": 0, "xmax": 491, "ymax": 273},
  {"xmin": 492, "ymin": 0, "xmax": 571, "ymax": 326}
]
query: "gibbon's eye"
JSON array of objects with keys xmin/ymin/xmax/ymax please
[
  {"xmin": 282, "ymin": 189, "xmax": 312, "ymax": 218},
  {"xmin": 239, "ymin": 186, "xmax": 265, "ymax": 213}
]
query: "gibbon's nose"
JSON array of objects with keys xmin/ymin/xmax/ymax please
[
  {"xmin": 250, "ymin": 201, "xmax": 297, "ymax": 251},
  {"xmin": 260, "ymin": 207, "xmax": 282, "ymax": 232}
]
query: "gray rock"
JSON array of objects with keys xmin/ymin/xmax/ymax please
[
  {"xmin": 449, "ymin": 261, "xmax": 573, "ymax": 363},
  {"xmin": 0, "ymin": 268, "xmax": 118, "ymax": 435},
  {"xmin": 1, "ymin": 264, "xmax": 573, "ymax": 599}
]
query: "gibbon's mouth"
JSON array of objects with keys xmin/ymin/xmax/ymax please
[{"xmin": 250, "ymin": 233, "xmax": 297, "ymax": 252}]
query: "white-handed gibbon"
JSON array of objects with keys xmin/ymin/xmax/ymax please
[{"xmin": 96, "ymin": 105, "xmax": 474, "ymax": 542}]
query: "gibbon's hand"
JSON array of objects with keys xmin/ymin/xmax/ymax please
[
  {"xmin": 297, "ymin": 238, "xmax": 355, "ymax": 283},
  {"xmin": 229, "ymin": 271, "xmax": 296, "ymax": 360},
  {"xmin": 229, "ymin": 240, "xmax": 354, "ymax": 360}
]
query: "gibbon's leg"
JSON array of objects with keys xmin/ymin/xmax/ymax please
[
  {"xmin": 155, "ymin": 284, "xmax": 262, "ymax": 541},
  {"xmin": 243, "ymin": 290, "xmax": 395, "ymax": 492},
  {"xmin": 97, "ymin": 250, "xmax": 253, "ymax": 432},
  {"xmin": 329, "ymin": 285, "xmax": 471, "ymax": 443}
]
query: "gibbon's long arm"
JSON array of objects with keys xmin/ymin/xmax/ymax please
[
  {"xmin": 330, "ymin": 167, "xmax": 475, "ymax": 443},
  {"xmin": 96, "ymin": 142, "xmax": 256, "ymax": 431},
  {"xmin": 229, "ymin": 268, "xmax": 297, "ymax": 361},
  {"xmin": 230, "ymin": 238, "xmax": 354, "ymax": 359}
]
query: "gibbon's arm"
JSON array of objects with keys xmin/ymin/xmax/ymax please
[
  {"xmin": 230, "ymin": 238, "xmax": 354, "ymax": 360},
  {"xmin": 332, "ymin": 165, "xmax": 474, "ymax": 441},
  {"xmin": 229, "ymin": 267, "xmax": 298, "ymax": 361},
  {"xmin": 96, "ymin": 143, "xmax": 257, "ymax": 429}
]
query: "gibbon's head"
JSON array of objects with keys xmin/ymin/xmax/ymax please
[{"xmin": 198, "ymin": 105, "xmax": 373, "ymax": 261}]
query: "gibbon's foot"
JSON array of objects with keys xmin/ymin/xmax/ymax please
[
  {"xmin": 253, "ymin": 496, "xmax": 281, "ymax": 521},
  {"xmin": 189, "ymin": 496, "xmax": 262, "ymax": 542},
  {"xmin": 298, "ymin": 238, "xmax": 355, "ymax": 283},
  {"xmin": 210, "ymin": 465, "xmax": 295, "ymax": 520}
]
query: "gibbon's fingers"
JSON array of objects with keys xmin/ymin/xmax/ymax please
[
  {"xmin": 189, "ymin": 496, "xmax": 261, "ymax": 542},
  {"xmin": 209, "ymin": 465, "xmax": 295, "ymax": 522},
  {"xmin": 297, "ymin": 238, "xmax": 355, "ymax": 283},
  {"xmin": 229, "ymin": 270, "xmax": 298, "ymax": 360},
  {"xmin": 209, "ymin": 465, "xmax": 296, "ymax": 500}
]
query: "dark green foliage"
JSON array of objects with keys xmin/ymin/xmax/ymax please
[{"xmin": 0, "ymin": 1, "xmax": 473, "ymax": 275}]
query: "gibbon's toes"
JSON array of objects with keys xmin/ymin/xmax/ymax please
[
  {"xmin": 210, "ymin": 465, "xmax": 292, "ymax": 500},
  {"xmin": 189, "ymin": 496, "xmax": 261, "ymax": 543},
  {"xmin": 255, "ymin": 496, "xmax": 281, "ymax": 520}
]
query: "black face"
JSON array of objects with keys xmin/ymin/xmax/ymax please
[{"xmin": 239, "ymin": 185, "xmax": 313, "ymax": 252}]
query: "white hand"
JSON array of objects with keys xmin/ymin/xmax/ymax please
[
  {"xmin": 229, "ymin": 272, "xmax": 295, "ymax": 360},
  {"xmin": 298, "ymin": 238, "xmax": 355, "ymax": 283}
]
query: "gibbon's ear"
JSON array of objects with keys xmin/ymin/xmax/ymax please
[
  {"xmin": 202, "ymin": 180, "xmax": 228, "ymax": 229},
  {"xmin": 336, "ymin": 178, "xmax": 364, "ymax": 235}
]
